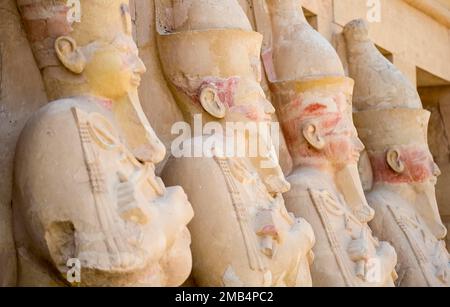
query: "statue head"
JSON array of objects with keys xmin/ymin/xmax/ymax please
[
  {"xmin": 155, "ymin": 0, "xmax": 274, "ymax": 126},
  {"xmin": 274, "ymin": 78, "xmax": 364, "ymax": 171},
  {"xmin": 157, "ymin": 29, "xmax": 273, "ymax": 127},
  {"xmin": 18, "ymin": 0, "xmax": 145, "ymax": 100},
  {"xmin": 18, "ymin": 0, "xmax": 165, "ymax": 163},
  {"xmin": 156, "ymin": 0, "xmax": 288, "ymax": 192},
  {"xmin": 355, "ymin": 109, "xmax": 446, "ymax": 239}
]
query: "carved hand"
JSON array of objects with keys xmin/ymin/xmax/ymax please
[{"xmin": 116, "ymin": 179, "xmax": 149, "ymax": 225}]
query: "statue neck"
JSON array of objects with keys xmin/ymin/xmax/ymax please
[{"xmin": 292, "ymin": 158, "xmax": 336, "ymax": 177}]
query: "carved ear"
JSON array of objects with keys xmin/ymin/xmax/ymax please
[
  {"xmin": 55, "ymin": 36, "xmax": 86, "ymax": 74},
  {"xmin": 386, "ymin": 148, "xmax": 405, "ymax": 173},
  {"xmin": 302, "ymin": 122, "xmax": 325, "ymax": 150},
  {"xmin": 199, "ymin": 85, "xmax": 226, "ymax": 119}
]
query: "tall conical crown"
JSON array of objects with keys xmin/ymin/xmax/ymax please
[
  {"xmin": 156, "ymin": 0, "xmax": 263, "ymax": 113},
  {"xmin": 354, "ymin": 108, "xmax": 430, "ymax": 150},
  {"xmin": 156, "ymin": 0, "xmax": 252, "ymax": 33},
  {"xmin": 255, "ymin": 0, "xmax": 344, "ymax": 82},
  {"xmin": 343, "ymin": 19, "xmax": 422, "ymax": 111}
]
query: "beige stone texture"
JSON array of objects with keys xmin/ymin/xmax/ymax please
[
  {"xmin": 348, "ymin": 19, "xmax": 449, "ymax": 286},
  {"xmin": 253, "ymin": 1, "xmax": 397, "ymax": 286},
  {"xmin": 157, "ymin": 0, "xmax": 315, "ymax": 287},
  {"xmin": 355, "ymin": 109, "xmax": 450, "ymax": 287},
  {"xmin": 130, "ymin": 0, "xmax": 184, "ymax": 174},
  {"xmin": 420, "ymin": 85, "xmax": 450, "ymax": 251},
  {"xmin": 13, "ymin": 0, "xmax": 194, "ymax": 286},
  {"xmin": 129, "ymin": 0, "xmax": 293, "ymax": 175},
  {"xmin": 0, "ymin": 0, "xmax": 48, "ymax": 286},
  {"xmin": 344, "ymin": 19, "xmax": 422, "ymax": 111}
]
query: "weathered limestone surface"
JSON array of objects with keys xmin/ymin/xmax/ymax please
[
  {"xmin": 130, "ymin": 0, "xmax": 184, "ymax": 174},
  {"xmin": 347, "ymin": 19, "xmax": 449, "ymax": 287},
  {"xmin": 254, "ymin": 1, "xmax": 397, "ymax": 286},
  {"xmin": 420, "ymin": 85, "xmax": 450, "ymax": 251},
  {"xmin": 157, "ymin": 0, "xmax": 315, "ymax": 287},
  {"xmin": 13, "ymin": 0, "xmax": 194, "ymax": 286},
  {"xmin": 130, "ymin": 0, "xmax": 293, "ymax": 176},
  {"xmin": 344, "ymin": 19, "xmax": 422, "ymax": 111},
  {"xmin": 0, "ymin": 0, "xmax": 448, "ymax": 288},
  {"xmin": 0, "ymin": 0, "xmax": 48, "ymax": 286}
]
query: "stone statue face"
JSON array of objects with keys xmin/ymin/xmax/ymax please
[
  {"xmin": 282, "ymin": 91, "xmax": 364, "ymax": 169},
  {"xmin": 225, "ymin": 79, "xmax": 275, "ymax": 124},
  {"xmin": 56, "ymin": 32, "xmax": 146, "ymax": 100},
  {"xmin": 178, "ymin": 76, "xmax": 274, "ymax": 124},
  {"xmin": 370, "ymin": 145, "xmax": 440, "ymax": 185},
  {"xmin": 321, "ymin": 113, "xmax": 364, "ymax": 168},
  {"xmin": 371, "ymin": 145, "xmax": 442, "ymax": 222}
]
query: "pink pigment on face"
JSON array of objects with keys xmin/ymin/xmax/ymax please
[
  {"xmin": 228, "ymin": 105, "xmax": 262, "ymax": 121},
  {"xmin": 304, "ymin": 103, "xmax": 328, "ymax": 115},
  {"xmin": 279, "ymin": 93, "xmax": 359, "ymax": 165},
  {"xmin": 181, "ymin": 77, "xmax": 240, "ymax": 108},
  {"xmin": 214, "ymin": 77, "xmax": 239, "ymax": 108},
  {"xmin": 370, "ymin": 147, "xmax": 434, "ymax": 184}
]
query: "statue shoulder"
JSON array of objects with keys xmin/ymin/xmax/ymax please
[
  {"xmin": 18, "ymin": 99, "xmax": 83, "ymax": 150},
  {"xmin": 162, "ymin": 155, "xmax": 247, "ymax": 202}
]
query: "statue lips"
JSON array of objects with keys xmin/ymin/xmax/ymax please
[{"xmin": 131, "ymin": 75, "xmax": 141, "ymax": 87}]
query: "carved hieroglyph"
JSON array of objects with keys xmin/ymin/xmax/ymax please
[
  {"xmin": 253, "ymin": 1, "xmax": 397, "ymax": 286},
  {"xmin": 13, "ymin": 0, "xmax": 193, "ymax": 286},
  {"xmin": 347, "ymin": 19, "xmax": 450, "ymax": 287},
  {"xmin": 0, "ymin": 0, "xmax": 48, "ymax": 286},
  {"xmin": 157, "ymin": 0, "xmax": 315, "ymax": 287}
]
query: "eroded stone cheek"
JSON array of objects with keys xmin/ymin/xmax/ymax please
[
  {"xmin": 321, "ymin": 115, "xmax": 342, "ymax": 132},
  {"xmin": 122, "ymin": 55, "xmax": 132, "ymax": 70},
  {"xmin": 370, "ymin": 153, "xmax": 433, "ymax": 184},
  {"xmin": 370, "ymin": 155, "xmax": 405, "ymax": 183},
  {"xmin": 218, "ymin": 77, "xmax": 239, "ymax": 108},
  {"xmin": 407, "ymin": 161, "xmax": 433, "ymax": 182},
  {"xmin": 235, "ymin": 106, "xmax": 259, "ymax": 121},
  {"xmin": 328, "ymin": 138, "xmax": 351, "ymax": 161}
]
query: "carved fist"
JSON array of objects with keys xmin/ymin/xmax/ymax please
[
  {"xmin": 117, "ymin": 180, "xmax": 149, "ymax": 225},
  {"xmin": 348, "ymin": 239, "xmax": 370, "ymax": 261}
]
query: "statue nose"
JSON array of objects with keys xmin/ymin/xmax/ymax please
[{"xmin": 134, "ymin": 57, "xmax": 147, "ymax": 75}]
